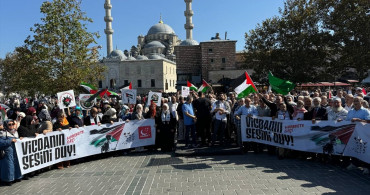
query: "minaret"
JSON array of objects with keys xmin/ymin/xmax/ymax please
[
  {"xmin": 104, "ymin": 0, "xmax": 114, "ymax": 56},
  {"xmin": 184, "ymin": 0, "xmax": 194, "ymax": 40}
]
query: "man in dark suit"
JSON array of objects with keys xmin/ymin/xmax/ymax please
[{"xmin": 304, "ymin": 97, "xmax": 327, "ymax": 121}]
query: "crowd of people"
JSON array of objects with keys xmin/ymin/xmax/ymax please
[{"xmin": 0, "ymin": 86, "xmax": 370, "ymax": 185}]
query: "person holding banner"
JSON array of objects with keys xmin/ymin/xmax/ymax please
[
  {"xmin": 235, "ymin": 98, "xmax": 258, "ymax": 151},
  {"xmin": 157, "ymin": 103, "xmax": 176, "ymax": 152},
  {"xmin": 0, "ymin": 120, "xmax": 22, "ymax": 186},
  {"xmin": 83, "ymin": 107, "xmax": 101, "ymax": 126},
  {"xmin": 53, "ymin": 111, "xmax": 71, "ymax": 169}
]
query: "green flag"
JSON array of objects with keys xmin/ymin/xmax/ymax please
[{"xmin": 268, "ymin": 72, "xmax": 295, "ymax": 95}]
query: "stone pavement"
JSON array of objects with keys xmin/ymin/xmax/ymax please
[{"xmin": 1, "ymin": 149, "xmax": 370, "ymax": 195}]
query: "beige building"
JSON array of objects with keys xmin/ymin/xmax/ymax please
[{"xmin": 101, "ymin": 54, "xmax": 177, "ymax": 94}]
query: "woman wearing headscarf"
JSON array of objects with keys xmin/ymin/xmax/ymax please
[
  {"xmin": 0, "ymin": 120, "xmax": 22, "ymax": 185},
  {"xmin": 67, "ymin": 106, "xmax": 84, "ymax": 128},
  {"xmin": 18, "ymin": 107, "xmax": 39, "ymax": 138},
  {"xmin": 132, "ymin": 104, "xmax": 145, "ymax": 120},
  {"xmin": 53, "ymin": 111, "xmax": 71, "ymax": 169},
  {"xmin": 37, "ymin": 109, "xmax": 53, "ymax": 135},
  {"xmin": 156, "ymin": 103, "xmax": 176, "ymax": 152},
  {"xmin": 101, "ymin": 107, "xmax": 118, "ymax": 124}
]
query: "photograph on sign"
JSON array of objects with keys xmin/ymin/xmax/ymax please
[{"xmin": 79, "ymin": 94, "xmax": 96, "ymax": 110}]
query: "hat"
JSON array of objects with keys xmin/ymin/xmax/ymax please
[
  {"xmin": 17, "ymin": 112, "xmax": 26, "ymax": 118},
  {"xmin": 356, "ymin": 87, "xmax": 362, "ymax": 91},
  {"xmin": 75, "ymin": 106, "xmax": 82, "ymax": 111},
  {"xmin": 103, "ymin": 100, "xmax": 109, "ymax": 104}
]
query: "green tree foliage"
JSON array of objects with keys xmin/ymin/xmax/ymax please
[
  {"xmin": 244, "ymin": 0, "xmax": 370, "ymax": 84},
  {"xmin": 0, "ymin": 0, "xmax": 105, "ymax": 95}
]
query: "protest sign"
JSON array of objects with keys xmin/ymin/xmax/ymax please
[
  {"xmin": 241, "ymin": 116, "xmax": 370, "ymax": 161},
  {"xmin": 181, "ymin": 86, "xmax": 190, "ymax": 97},
  {"xmin": 57, "ymin": 90, "xmax": 76, "ymax": 109},
  {"xmin": 147, "ymin": 92, "xmax": 162, "ymax": 106},
  {"xmin": 79, "ymin": 94, "xmax": 96, "ymax": 110},
  {"xmin": 15, "ymin": 119, "xmax": 156, "ymax": 175},
  {"xmin": 121, "ymin": 89, "xmax": 137, "ymax": 104}
]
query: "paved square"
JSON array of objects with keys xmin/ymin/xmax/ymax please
[{"xmin": 1, "ymin": 150, "xmax": 370, "ymax": 195}]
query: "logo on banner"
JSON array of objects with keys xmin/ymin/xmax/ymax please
[
  {"xmin": 139, "ymin": 126, "xmax": 152, "ymax": 139},
  {"xmin": 353, "ymin": 136, "xmax": 367, "ymax": 154}
]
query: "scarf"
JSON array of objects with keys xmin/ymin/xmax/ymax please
[
  {"xmin": 161, "ymin": 110, "xmax": 171, "ymax": 122},
  {"xmin": 90, "ymin": 116, "xmax": 100, "ymax": 125},
  {"xmin": 60, "ymin": 117, "xmax": 69, "ymax": 126}
]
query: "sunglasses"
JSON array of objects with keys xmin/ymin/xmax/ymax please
[{"xmin": 8, "ymin": 123, "xmax": 15, "ymax": 126}]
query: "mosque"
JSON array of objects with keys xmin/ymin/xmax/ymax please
[{"xmin": 100, "ymin": 0, "xmax": 248, "ymax": 94}]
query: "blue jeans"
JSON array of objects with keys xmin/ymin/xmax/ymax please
[
  {"xmin": 212, "ymin": 119, "xmax": 227, "ymax": 144},
  {"xmin": 185, "ymin": 124, "xmax": 196, "ymax": 146}
]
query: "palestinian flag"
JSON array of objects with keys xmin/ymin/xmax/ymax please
[
  {"xmin": 80, "ymin": 82, "xmax": 98, "ymax": 94},
  {"xmin": 187, "ymin": 81, "xmax": 198, "ymax": 91},
  {"xmin": 233, "ymin": 71, "xmax": 257, "ymax": 99},
  {"xmin": 198, "ymin": 79, "xmax": 211, "ymax": 93},
  {"xmin": 268, "ymin": 72, "xmax": 295, "ymax": 95},
  {"xmin": 90, "ymin": 124, "xmax": 125, "ymax": 147},
  {"xmin": 124, "ymin": 82, "xmax": 133, "ymax": 90}
]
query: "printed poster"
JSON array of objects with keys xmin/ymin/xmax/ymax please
[
  {"xmin": 147, "ymin": 92, "xmax": 162, "ymax": 107},
  {"xmin": 181, "ymin": 86, "xmax": 190, "ymax": 97},
  {"xmin": 57, "ymin": 90, "xmax": 76, "ymax": 109},
  {"xmin": 79, "ymin": 94, "xmax": 96, "ymax": 110},
  {"xmin": 121, "ymin": 89, "xmax": 137, "ymax": 104}
]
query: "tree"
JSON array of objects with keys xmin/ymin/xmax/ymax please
[
  {"xmin": 244, "ymin": 0, "xmax": 369, "ymax": 83},
  {"xmin": 0, "ymin": 0, "xmax": 105, "ymax": 95}
]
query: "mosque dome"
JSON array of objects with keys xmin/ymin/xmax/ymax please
[
  {"xmin": 107, "ymin": 50, "xmax": 127, "ymax": 60},
  {"xmin": 127, "ymin": 56, "xmax": 136, "ymax": 60},
  {"xmin": 180, "ymin": 39, "xmax": 199, "ymax": 46},
  {"xmin": 136, "ymin": 55, "xmax": 149, "ymax": 60},
  {"xmin": 148, "ymin": 54, "xmax": 164, "ymax": 59},
  {"xmin": 147, "ymin": 22, "xmax": 175, "ymax": 35},
  {"xmin": 144, "ymin": 41, "xmax": 166, "ymax": 49}
]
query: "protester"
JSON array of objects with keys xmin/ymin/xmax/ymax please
[
  {"xmin": 176, "ymin": 96, "xmax": 185, "ymax": 141},
  {"xmin": 182, "ymin": 95, "xmax": 197, "ymax": 148},
  {"xmin": 192, "ymin": 92, "xmax": 212, "ymax": 146},
  {"xmin": 327, "ymin": 98, "xmax": 348, "ymax": 121},
  {"xmin": 0, "ymin": 120, "xmax": 22, "ymax": 185},
  {"xmin": 156, "ymin": 103, "xmax": 176, "ymax": 151},
  {"xmin": 84, "ymin": 107, "xmax": 102, "ymax": 126},
  {"xmin": 53, "ymin": 111, "xmax": 71, "ymax": 169}
]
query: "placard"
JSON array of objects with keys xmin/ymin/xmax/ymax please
[
  {"xmin": 147, "ymin": 92, "xmax": 162, "ymax": 106},
  {"xmin": 57, "ymin": 90, "xmax": 76, "ymax": 109},
  {"xmin": 121, "ymin": 89, "xmax": 137, "ymax": 104}
]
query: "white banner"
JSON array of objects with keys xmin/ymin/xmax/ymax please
[
  {"xmin": 15, "ymin": 119, "xmax": 156, "ymax": 174},
  {"xmin": 241, "ymin": 116, "xmax": 370, "ymax": 163},
  {"xmin": 79, "ymin": 94, "xmax": 96, "ymax": 110},
  {"xmin": 57, "ymin": 90, "xmax": 76, "ymax": 109},
  {"xmin": 147, "ymin": 92, "xmax": 162, "ymax": 107},
  {"xmin": 121, "ymin": 89, "xmax": 137, "ymax": 104},
  {"xmin": 181, "ymin": 86, "xmax": 190, "ymax": 97}
]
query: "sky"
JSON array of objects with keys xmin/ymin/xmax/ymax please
[{"xmin": 0, "ymin": 0, "xmax": 285, "ymax": 59}]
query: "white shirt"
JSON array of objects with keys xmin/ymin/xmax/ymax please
[{"xmin": 212, "ymin": 101, "xmax": 228, "ymax": 121}]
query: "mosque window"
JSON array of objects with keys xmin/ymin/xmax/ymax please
[
  {"xmin": 138, "ymin": 80, "xmax": 142, "ymax": 88},
  {"xmin": 110, "ymin": 79, "xmax": 116, "ymax": 89},
  {"xmin": 151, "ymin": 79, "xmax": 155, "ymax": 87},
  {"xmin": 208, "ymin": 48, "xmax": 213, "ymax": 53},
  {"xmin": 210, "ymin": 59, "xmax": 214, "ymax": 63},
  {"xmin": 98, "ymin": 81, "xmax": 102, "ymax": 88},
  {"xmin": 222, "ymin": 58, "xmax": 226, "ymax": 63},
  {"xmin": 124, "ymin": 80, "xmax": 129, "ymax": 86},
  {"xmin": 165, "ymin": 79, "xmax": 168, "ymax": 90}
]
